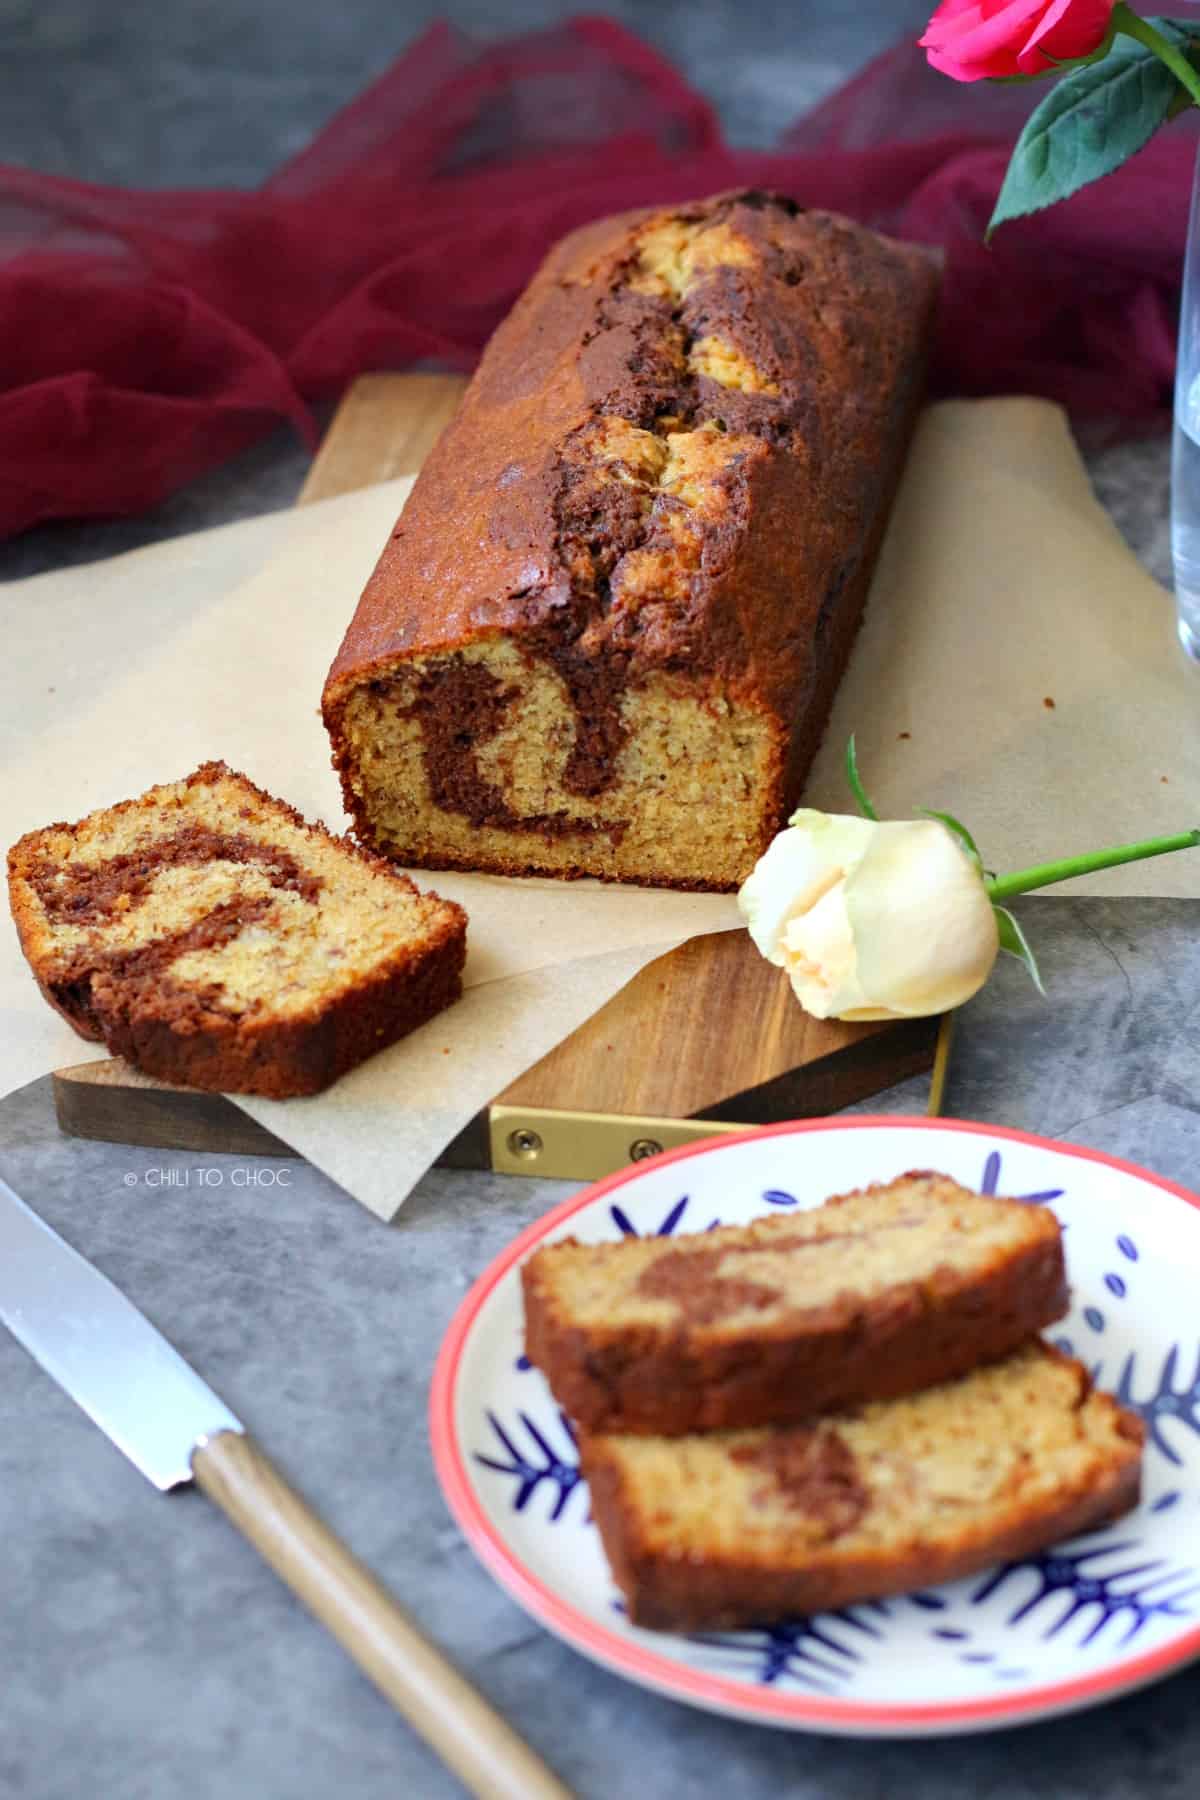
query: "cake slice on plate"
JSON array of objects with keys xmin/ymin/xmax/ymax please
[
  {"xmin": 523, "ymin": 1173, "xmax": 1069, "ymax": 1434},
  {"xmin": 579, "ymin": 1343, "xmax": 1144, "ymax": 1631},
  {"xmin": 8, "ymin": 762, "xmax": 466, "ymax": 1097}
]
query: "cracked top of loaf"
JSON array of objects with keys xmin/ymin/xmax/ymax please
[{"xmin": 323, "ymin": 190, "xmax": 939, "ymax": 721}]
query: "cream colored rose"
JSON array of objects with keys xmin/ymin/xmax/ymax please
[{"xmin": 738, "ymin": 810, "xmax": 999, "ymax": 1021}]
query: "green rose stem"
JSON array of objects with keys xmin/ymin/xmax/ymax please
[
  {"xmin": 985, "ymin": 829, "xmax": 1200, "ymax": 903},
  {"xmin": 1111, "ymin": 4, "xmax": 1200, "ymax": 111}
]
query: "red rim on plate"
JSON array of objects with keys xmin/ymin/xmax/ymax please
[{"xmin": 430, "ymin": 1116, "xmax": 1200, "ymax": 1733}]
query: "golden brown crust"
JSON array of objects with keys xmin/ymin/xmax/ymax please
[
  {"xmin": 579, "ymin": 1363, "xmax": 1146, "ymax": 1632},
  {"xmin": 522, "ymin": 1176, "xmax": 1068, "ymax": 1434},
  {"xmin": 7, "ymin": 762, "xmax": 468, "ymax": 1098},
  {"xmin": 322, "ymin": 192, "xmax": 939, "ymax": 888}
]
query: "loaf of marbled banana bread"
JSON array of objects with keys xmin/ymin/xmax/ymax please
[{"xmin": 322, "ymin": 191, "xmax": 939, "ymax": 890}]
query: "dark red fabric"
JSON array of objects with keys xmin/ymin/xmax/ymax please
[{"xmin": 4, "ymin": 12, "xmax": 1199, "ymax": 539}]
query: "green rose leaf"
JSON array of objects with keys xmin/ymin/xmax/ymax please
[
  {"xmin": 993, "ymin": 904, "xmax": 1046, "ymax": 997},
  {"xmin": 989, "ymin": 17, "xmax": 1195, "ymax": 235}
]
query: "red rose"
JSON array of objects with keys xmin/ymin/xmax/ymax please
[{"xmin": 920, "ymin": 0, "xmax": 1115, "ymax": 82}]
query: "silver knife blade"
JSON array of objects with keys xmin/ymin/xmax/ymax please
[{"xmin": 0, "ymin": 1175, "xmax": 242, "ymax": 1489}]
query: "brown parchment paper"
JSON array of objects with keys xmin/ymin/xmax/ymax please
[{"xmin": 3, "ymin": 398, "xmax": 1196, "ymax": 1219}]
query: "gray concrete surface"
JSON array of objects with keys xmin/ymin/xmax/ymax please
[
  {"xmin": 2, "ymin": 3, "xmax": 1197, "ymax": 1795},
  {"xmin": 2, "ymin": 901, "xmax": 1199, "ymax": 1800}
]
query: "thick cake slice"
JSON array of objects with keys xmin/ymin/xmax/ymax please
[
  {"xmin": 8, "ymin": 763, "xmax": 467, "ymax": 1097},
  {"xmin": 523, "ymin": 1174, "xmax": 1068, "ymax": 1434},
  {"xmin": 580, "ymin": 1344, "xmax": 1145, "ymax": 1631}
]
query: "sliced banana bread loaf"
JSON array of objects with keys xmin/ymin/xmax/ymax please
[
  {"xmin": 523, "ymin": 1174, "xmax": 1068, "ymax": 1434},
  {"xmin": 322, "ymin": 191, "xmax": 938, "ymax": 890},
  {"xmin": 580, "ymin": 1343, "xmax": 1144, "ymax": 1631},
  {"xmin": 8, "ymin": 762, "xmax": 467, "ymax": 1097}
]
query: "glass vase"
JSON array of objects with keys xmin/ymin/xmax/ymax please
[{"xmin": 1171, "ymin": 143, "xmax": 1200, "ymax": 659}]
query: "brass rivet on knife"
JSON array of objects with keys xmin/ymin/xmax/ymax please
[
  {"xmin": 506, "ymin": 1128, "xmax": 544, "ymax": 1160},
  {"xmin": 629, "ymin": 1138, "xmax": 664, "ymax": 1162}
]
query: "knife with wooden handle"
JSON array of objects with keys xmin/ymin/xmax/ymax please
[{"xmin": 0, "ymin": 1176, "xmax": 572, "ymax": 1800}]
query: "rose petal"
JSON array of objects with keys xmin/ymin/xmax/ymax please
[
  {"xmin": 921, "ymin": 0, "xmax": 1050, "ymax": 80},
  {"xmin": 921, "ymin": 44, "xmax": 990, "ymax": 82},
  {"xmin": 1020, "ymin": 0, "xmax": 1076, "ymax": 52},
  {"xmin": 737, "ymin": 810, "xmax": 876, "ymax": 964},
  {"xmin": 920, "ymin": 0, "xmax": 987, "ymax": 50},
  {"xmin": 1018, "ymin": 0, "xmax": 1113, "ymax": 73},
  {"xmin": 844, "ymin": 820, "xmax": 999, "ymax": 1016},
  {"xmin": 779, "ymin": 881, "xmax": 870, "ymax": 1016},
  {"xmin": 922, "ymin": 0, "xmax": 1044, "ymax": 51}
]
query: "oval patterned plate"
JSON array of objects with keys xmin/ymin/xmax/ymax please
[{"xmin": 430, "ymin": 1118, "xmax": 1200, "ymax": 1736}]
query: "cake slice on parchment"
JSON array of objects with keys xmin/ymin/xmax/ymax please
[
  {"xmin": 522, "ymin": 1174, "xmax": 1069, "ymax": 1435},
  {"xmin": 579, "ymin": 1343, "xmax": 1145, "ymax": 1631},
  {"xmin": 7, "ymin": 762, "xmax": 466, "ymax": 1098}
]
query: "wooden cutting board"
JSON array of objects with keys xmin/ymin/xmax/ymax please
[{"xmin": 52, "ymin": 374, "xmax": 948, "ymax": 1181}]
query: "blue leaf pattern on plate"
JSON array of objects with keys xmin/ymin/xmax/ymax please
[
  {"xmin": 474, "ymin": 1410, "xmax": 582, "ymax": 1522},
  {"xmin": 687, "ymin": 1606, "xmax": 886, "ymax": 1691},
  {"xmin": 979, "ymin": 1149, "xmax": 1064, "ymax": 1205},
  {"xmin": 1113, "ymin": 1342, "xmax": 1200, "ymax": 1466},
  {"xmin": 610, "ymin": 1194, "xmax": 690, "ymax": 1238},
  {"xmin": 972, "ymin": 1539, "xmax": 1200, "ymax": 1646}
]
